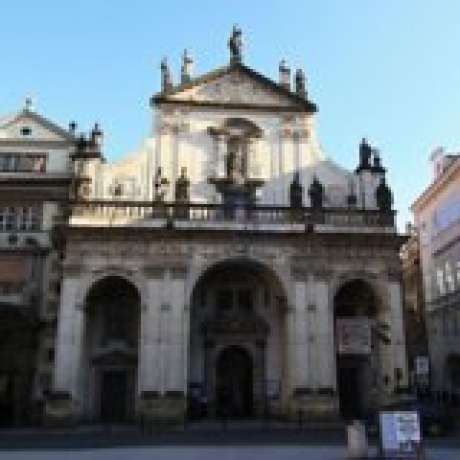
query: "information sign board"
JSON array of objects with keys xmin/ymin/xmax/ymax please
[
  {"xmin": 336, "ymin": 317, "xmax": 371, "ymax": 355},
  {"xmin": 379, "ymin": 411, "xmax": 423, "ymax": 458}
]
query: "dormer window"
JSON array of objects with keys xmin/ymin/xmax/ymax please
[{"xmin": 20, "ymin": 126, "xmax": 32, "ymax": 136}]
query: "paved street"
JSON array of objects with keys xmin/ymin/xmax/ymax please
[{"xmin": 0, "ymin": 446, "xmax": 459, "ymax": 460}]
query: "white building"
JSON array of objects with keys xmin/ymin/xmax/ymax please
[
  {"xmin": 1, "ymin": 29, "xmax": 408, "ymax": 426},
  {"xmin": 411, "ymin": 148, "xmax": 460, "ymax": 398}
]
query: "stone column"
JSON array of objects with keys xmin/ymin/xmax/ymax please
[
  {"xmin": 216, "ymin": 135, "xmax": 226, "ymax": 178},
  {"xmin": 312, "ymin": 271, "xmax": 336, "ymax": 390},
  {"xmin": 388, "ymin": 273, "xmax": 409, "ymax": 389},
  {"xmin": 139, "ymin": 267, "xmax": 164, "ymax": 395},
  {"xmin": 286, "ymin": 271, "xmax": 309, "ymax": 417},
  {"xmin": 46, "ymin": 270, "xmax": 84, "ymax": 425},
  {"xmin": 304, "ymin": 270, "xmax": 339, "ymax": 420}
]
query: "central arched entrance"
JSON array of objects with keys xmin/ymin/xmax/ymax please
[
  {"xmin": 83, "ymin": 275, "xmax": 140, "ymax": 422},
  {"xmin": 188, "ymin": 259, "xmax": 287, "ymax": 419},
  {"xmin": 216, "ymin": 346, "xmax": 253, "ymax": 418},
  {"xmin": 334, "ymin": 279, "xmax": 379, "ymax": 420}
]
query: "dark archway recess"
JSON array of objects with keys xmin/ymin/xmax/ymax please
[
  {"xmin": 85, "ymin": 276, "xmax": 140, "ymax": 422},
  {"xmin": 334, "ymin": 279, "xmax": 377, "ymax": 420},
  {"xmin": 216, "ymin": 346, "xmax": 253, "ymax": 418}
]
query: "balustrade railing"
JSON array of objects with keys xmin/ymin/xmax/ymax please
[{"xmin": 67, "ymin": 200, "xmax": 395, "ymax": 229}]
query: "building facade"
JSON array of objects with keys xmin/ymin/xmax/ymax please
[
  {"xmin": 1, "ymin": 29, "xmax": 408, "ymax": 426},
  {"xmin": 412, "ymin": 148, "xmax": 460, "ymax": 399}
]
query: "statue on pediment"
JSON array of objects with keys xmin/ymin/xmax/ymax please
[{"xmin": 228, "ymin": 25, "xmax": 243, "ymax": 64}]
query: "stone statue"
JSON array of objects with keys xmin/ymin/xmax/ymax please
[
  {"xmin": 308, "ymin": 176, "xmax": 324, "ymax": 209},
  {"xmin": 295, "ymin": 69, "xmax": 306, "ymax": 97},
  {"xmin": 160, "ymin": 57, "xmax": 173, "ymax": 92},
  {"xmin": 175, "ymin": 167, "xmax": 190, "ymax": 202},
  {"xmin": 359, "ymin": 138, "xmax": 372, "ymax": 170},
  {"xmin": 228, "ymin": 25, "xmax": 243, "ymax": 64},
  {"xmin": 289, "ymin": 172, "xmax": 303, "ymax": 208},
  {"xmin": 375, "ymin": 177, "xmax": 393, "ymax": 212},
  {"xmin": 153, "ymin": 167, "xmax": 169, "ymax": 202}
]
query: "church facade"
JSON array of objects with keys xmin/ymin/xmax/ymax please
[{"xmin": 1, "ymin": 29, "xmax": 408, "ymax": 426}]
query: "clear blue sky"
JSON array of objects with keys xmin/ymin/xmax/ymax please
[{"xmin": 2, "ymin": 1, "xmax": 460, "ymax": 226}]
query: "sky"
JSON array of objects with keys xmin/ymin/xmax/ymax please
[{"xmin": 1, "ymin": 1, "xmax": 460, "ymax": 227}]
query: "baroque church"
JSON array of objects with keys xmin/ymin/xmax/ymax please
[{"xmin": 0, "ymin": 28, "xmax": 408, "ymax": 426}]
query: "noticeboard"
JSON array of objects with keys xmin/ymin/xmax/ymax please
[
  {"xmin": 379, "ymin": 411, "xmax": 423, "ymax": 458},
  {"xmin": 336, "ymin": 317, "xmax": 371, "ymax": 355}
]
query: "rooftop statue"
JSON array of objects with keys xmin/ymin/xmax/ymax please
[
  {"xmin": 376, "ymin": 177, "xmax": 393, "ymax": 212},
  {"xmin": 228, "ymin": 25, "xmax": 243, "ymax": 64}
]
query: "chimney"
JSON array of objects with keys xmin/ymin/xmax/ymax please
[
  {"xmin": 279, "ymin": 60, "xmax": 291, "ymax": 91},
  {"xmin": 181, "ymin": 49, "xmax": 193, "ymax": 84}
]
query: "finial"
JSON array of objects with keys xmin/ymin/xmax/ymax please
[
  {"xmin": 181, "ymin": 49, "xmax": 193, "ymax": 84},
  {"xmin": 279, "ymin": 59, "xmax": 291, "ymax": 90},
  {"xmin": 228, "ymin": 24, "xmax": 243, "ymax": 65},
  {"xmin": 68, "ymin": 121, "xmax": 77, "ymax": 134},
  {"xmin": 24, "ymin": 96, "xmax": 34, "ymax": 112},
  {"xmin": 295, "ymin": 69, "xmax": 306, "ymax": 97}
]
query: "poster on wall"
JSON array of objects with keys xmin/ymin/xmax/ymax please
[{"xmin": 336, "ymin": 317, "xmax": 371, "ymax": 355}]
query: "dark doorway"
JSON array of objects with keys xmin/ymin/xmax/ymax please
[
  {"xmin": 216, "ymin": 346, "xmax": 253, "ymax": 418},
  {"xmin": 337, "ymin": 362, "xmax": 364, "ymax": 419},
  {"xmin": 100, "ymin": 370, "xmax": 129, "ymax": 423}
]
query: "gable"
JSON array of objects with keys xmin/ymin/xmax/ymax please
[
  {"xmin": 170, "ymin": 70, "xmax": 296, "ymax": 107},
  {"xmin": 0, "ymin": 111, "xmax": 74, "ymax": 142},
  {"xmin": 153, "ymin": 64, "xmax": 317, "ymax": 112}
]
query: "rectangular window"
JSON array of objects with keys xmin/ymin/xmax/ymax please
[
  {"xmin": 0, "ymin": 205, "xmax": 41, "ymax": 231},
  {"xmin": 0, "ymin": 153, "xmax": 47, "ymax": 172}
]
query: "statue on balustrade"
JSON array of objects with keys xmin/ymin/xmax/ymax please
[
  {"xmin": 153, "ymin": 167, "xmax": 169, "ymax": 202},
  {"xmin": 375, "ymin": 176, "xmax": 393, "ymax": 212},
  {"xmin": 175, "ymin": 167, "xmax": 190, "ymax": 202},
  {"xmin": 308, "ymin": 176, "xmax": 324, "ymax": 210},
  {"xmin": 289, "ymin": 172, "xmax": 303, "ymax": 209}
]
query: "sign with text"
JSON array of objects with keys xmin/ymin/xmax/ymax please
[
  {"xmin": 380, "ymin": 411, "xmax": 422, "ymax": 458},
  {"xmin": 336, "ymin": 317, "xmax": 371, "ymax": 355}
]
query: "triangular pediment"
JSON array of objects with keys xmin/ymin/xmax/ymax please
[
  {"xmin": 152, "ymin": 64, "xmax": 317, "ymax": 112},
  {"xmin": 0, "ymin": 110, "xmax": 75, "ymax": 142}
]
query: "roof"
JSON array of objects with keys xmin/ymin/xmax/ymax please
[
  {"xmin": 151, "ymin": 62, "xmax": 317, "ymax": 113},
  {"xmin": 0, "ymin": 108, "xmax": 76, "ymax": 142},
  {"xmin": 411, "ymin": 155, "xmax": 460, "ymax": 212}
]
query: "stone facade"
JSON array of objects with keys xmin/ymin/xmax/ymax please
[{"xmin": 0, "ymin": 31, "xmax": 409, "ymax": 426}]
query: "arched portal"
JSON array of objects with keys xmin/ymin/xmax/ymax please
[
  {"xmin": 189, "ymin": 259, "xmax": 287, "ymax": 419},
  {"xmin": 334, "ymin": 279, "xmax": 379, "ymax": 420},
  {"xmin": 216, "ymin": 346, "xmax": 253, "ymax": 418},
  {"xmin": 83, "ymin": 276, "xmax": 140, "ymax": 422}
]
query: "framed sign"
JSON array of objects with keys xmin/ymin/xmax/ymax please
[
  {"xmin": 265, "ymin": 380, "xmax": 280, "ymax": 400},
  {"xmin": 336, "ymin": 317, "xmax": 371, "ymax": 355},
  {"xmin": 380, "ymin": 411, "xmax": 423, "ymax": 458}
]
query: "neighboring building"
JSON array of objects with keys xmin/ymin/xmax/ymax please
[
  {"xmin": 1, "ymin": 29, "xmax": 409, "ymax": 426},
  {"xmin": 0, "ymin": 101, "xmax": 101, "ymax": 426},
  {"xmin": 411, "ymin": 148, "xmax": 460, "ymax": 399},
  {"xmin": 400, "ymin": 227, "xmax": 428, "ymax": 390}
]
